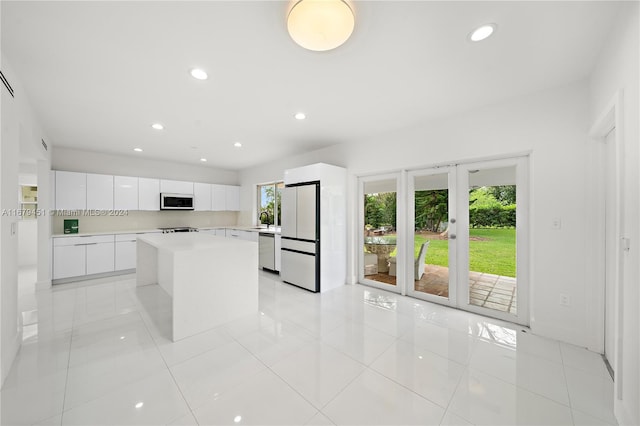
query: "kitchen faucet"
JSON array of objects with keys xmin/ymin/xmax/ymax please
[{"xmin": 259, "ymin": 211, "xmax": 271, "ymax": 229}]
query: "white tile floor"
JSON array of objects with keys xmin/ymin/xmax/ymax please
[{"xmin": 1, "ymin": 268, "xmax": 616, "ymax": 425}]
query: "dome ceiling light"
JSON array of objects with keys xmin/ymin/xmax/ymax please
[{"xmin": 287, "ymin": 0, "xmax": 355, "ymax": 52}]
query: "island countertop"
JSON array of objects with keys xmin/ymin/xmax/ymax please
[
  {"xmin": 136, "ymin": 231, "xmax": 258, "ymax": 342},
  {"xmin": 137, "ymin": 232, "xmax": 255, "ymax": 252}
]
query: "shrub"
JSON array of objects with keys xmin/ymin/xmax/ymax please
[{"xmin": 469, "ymin": 204, "xmax": 515, "ymax": 228}]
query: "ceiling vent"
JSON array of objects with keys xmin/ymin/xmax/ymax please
[{"xmin": 0, "ymin": 70, "xmax": 15, "ymax": 98}]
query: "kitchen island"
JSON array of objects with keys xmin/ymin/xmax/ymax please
[{"xmin": 136, "ymin": 233, "xmax": 258, "ymax": 341}]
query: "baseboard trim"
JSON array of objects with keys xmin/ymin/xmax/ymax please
[{"xmin": 52, "ymin": 269, "xmax": 135, "ymax": 285}]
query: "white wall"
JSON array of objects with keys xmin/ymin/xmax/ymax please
[
  {"xmin": 0, "ymin": 55, "xmax": 52, "ymax": 385},
  {"xmin": 589, "ymin": 3, "xmax": 639, "ymax": 425},
  {"xmin": 241, "ymin": 80, "xmax": 595, "ymax": 348},
  {"xmin": 17, "ymin": 221, "xmax": 37, "ymax": 267},
  {"xmin": 52, "ymin": 147, "xmax": 239, "ymax": 185}
]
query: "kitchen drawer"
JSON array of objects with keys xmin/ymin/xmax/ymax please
[
  {"xmin": 115, "ymin": 233, "xmax": 138, "ymax": 242},
  {"xmin": 54, "ymin": 234, "xmax": 115, "ymax": 246},
  {"xmin": 280, "ymin": 238, "xmax": 316, "ymax": 254}
]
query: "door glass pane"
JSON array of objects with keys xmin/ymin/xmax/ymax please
[
  {"xmin": 363, "ymin": 179, "xmax": 397, "ymax": 286},
  {"xmin": 413, "ymin": 173, "xmax": 450, "ymax": 298},
  {"xmin": 467, "ymin": 166, "xmax": 517, "ymax": 315}
]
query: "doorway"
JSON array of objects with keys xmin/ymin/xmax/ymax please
[{"xmin": 603, "ymin": 128, "xmax": 617, "ymax": 377}]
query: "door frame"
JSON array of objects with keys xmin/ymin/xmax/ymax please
[
  {"xmin": 357, "ymin": 172, "xmax": 405, "ymax": 294},
  {"xmin": 588, "ymin": 89, "xmax": 624, "ymax": 397}
]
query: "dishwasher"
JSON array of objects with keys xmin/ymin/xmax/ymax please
[{"xmin": 258, "ymin": 232, "xmax": 276, "ymax": 271}]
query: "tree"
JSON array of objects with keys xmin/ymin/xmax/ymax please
[
  {"xmin": 490, "ymin": 185, "xmax": 516, "ymax": 205},
  {"xmin": 415, "ymin": 190, "xmax": 448, "ymax": 232}
]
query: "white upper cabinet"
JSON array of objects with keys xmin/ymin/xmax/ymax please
[
  {"xmin": 55, "ymin": 171, "xmax": 86, "ymax": 210},
  {"xmin": 225, "ymin": 185, "xmax": 240, "ymax": 211},
  {"xmin": 211, "ymin": 184, "xmax": 226, "ymax": 211},
  {"xmin": 194, "ymin": 182, "xmax": 212, "ymax": 211},
  {"xmin": 160, "ymin": 179, "xmax": 193, "ymax": 195},
  {"xmin": 138, "ymin": 177, "xmax": 160, "ymax": 211},
  {"xmin": 86, "ymin": 173, "xmax": 114, "ymax": 210},
  {"xmin": 114, "ymin": 176, "xmax": 139, "ymax": 210}
]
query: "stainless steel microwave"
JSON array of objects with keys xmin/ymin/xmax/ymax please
[{"xmin": 160, "ymin": 193, "xmax": 194, "ymax": 210}]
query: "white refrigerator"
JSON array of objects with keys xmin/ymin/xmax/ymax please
[{"xmin": 280, "ymin": 182, "xmax": 320, "ymax": 292}]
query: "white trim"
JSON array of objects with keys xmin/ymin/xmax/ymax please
[{"xmin": 588, "ymin": 89, "xmax": 624, "ymax": 400}]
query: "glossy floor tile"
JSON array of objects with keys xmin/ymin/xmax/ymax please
[{"xmin": 0, "ymin": 268, "xmax": 617, "ymax": 425}]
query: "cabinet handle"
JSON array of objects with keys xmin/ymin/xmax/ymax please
[{"xmin": 73, "ymin": 243, "xmax": 98, "ymax": 246}]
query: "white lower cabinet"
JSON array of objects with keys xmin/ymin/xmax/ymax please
[
  {"xmin": 115, "ymin": 233, "xmax": 137, "ymax": 270},
  {"xmin": 115, "ymin": 241, "xmax": 136, "ymax": 270},
  {"xmin": 53, "ymin": 245, "xmax": 86, "ymax": 279},
  {"xmin": 214, "ymin": 229, "xmax": 226, "ymax": 237},
  {"xmin": 86, "ymin": 240, "xmax": 115, "ymax": 275},
  {"xmin": 53, "ymin": 235, "xmax": 115, "ymax": 280}
]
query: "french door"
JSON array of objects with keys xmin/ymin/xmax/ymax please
[
  {"xmin": 358, "ymin": 173, "xmax": 403, "ymax": 294},
  {"xmin": 405, "ymin": 157, "xmax": 529, "ymax": 324}
]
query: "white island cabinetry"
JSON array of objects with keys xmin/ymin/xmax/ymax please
[{"xmin": 137, "ymin": 233, "xmax": 258, "ymax": 341}]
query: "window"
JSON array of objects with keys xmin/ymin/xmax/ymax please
[
  {"xmin": 257, "ymin": 182, "xmax": 284, "ymax": 226},
  {"xmin": 20, "ymin": 185, "xmax": 38, "ymax": 220}
]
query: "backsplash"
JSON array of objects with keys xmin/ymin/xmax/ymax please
[{"xmin": 52, "ymin": 211, "xmax": 238, "ymax": 235}]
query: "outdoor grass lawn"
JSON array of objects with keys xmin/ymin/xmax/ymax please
[{"xmin": 415, "ymin": 228, "xmax": 516, "ymax": 277}]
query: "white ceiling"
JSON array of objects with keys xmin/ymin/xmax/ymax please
[{"xmin": 2, "ymin": 1, "xmax": 621, "ymax": 171}]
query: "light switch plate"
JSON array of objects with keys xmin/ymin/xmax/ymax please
[{"xmin": 552, "ymin": 218, "xmax": 562, "ymax": 230}]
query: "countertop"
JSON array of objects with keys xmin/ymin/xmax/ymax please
[
  {"xmin": 52, "ymin": 225, "xmax": 280, "ymax": 238},
  {"xmin": 137, "ymin": 232, "xmax": 253, "ymax": 252}
]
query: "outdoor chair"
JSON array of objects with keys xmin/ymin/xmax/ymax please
[{"xmin": 388, "ymin": 241, "xmax": 430, "ymax": 280}]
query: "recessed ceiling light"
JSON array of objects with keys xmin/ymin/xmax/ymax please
[
  {"xmin": 135, "ymin": 402, "xmax": 144, "ymax": 409},
  {"xmin": 151, "ymin": 123, "xmax": 164, "ymax": 130},
  {"xmin": 190, "ymin": 68, "xmax": 208, "ymax": 80},
  {"xmin": 234, "ymin": 142, "xmax": 242, "ymax": 148},
  {"xmin": 200, "ymin": 158, "xmax": 207, "ymax": 162},
  {"xmin": 469, "ymin": 24, "xmax": 497, "ymax": 42},
  {"xmin": 294, "ymin": 112, "xmax": 306, "ymax": 120},
  {"xmin": 133, "ymin": 148, "xmax": 143, "ymax": 152}
]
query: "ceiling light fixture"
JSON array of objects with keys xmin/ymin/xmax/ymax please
[
  {"xmin": 133, "ymin": 148, "xmax": 143, "ymax": 152},
  {"xmin": 190, "ymin": 68, "xmax": 208, "ymax": 80},
  {"xmin": 200, "ymin": 158, "xmax": 207, "ymax": 162},
  {"xmin": 151, "ymin": 123, "xmax": 164, "ymax": 130},
  {"xmin": 287, "ymin": 0, "xmax": 355, "ymax": 51},
  {"xmin": 294, "ymin": 112, "xmax": 306, "ymax": 120},
  {"xmin": 469, "ymin": 24, "xmax": 497, "ymax": 42},
  {"xmin": 234, "ymin": 142, "xmax": 242, "ymax": 148}
]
